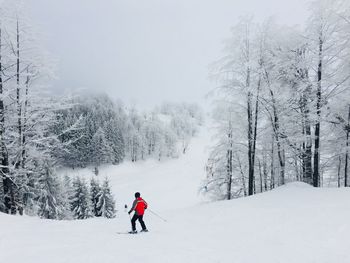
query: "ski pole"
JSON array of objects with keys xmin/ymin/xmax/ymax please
[
  {"xmin": 148, "ymin": 209, "xmax": 167, "ymax": 222},
  {"xmin": 125, "ymin": 204, "xmax": 132, "ymax": 220}
]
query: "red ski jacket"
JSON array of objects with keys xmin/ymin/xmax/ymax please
[{"xmin": 130, "ymin": 197, "xmax": 148, "ymax": 215}]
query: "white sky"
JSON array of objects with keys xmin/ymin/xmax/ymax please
[{"xmin": 28, "ymin": 0, "xmax": 310, "ymax": 109}]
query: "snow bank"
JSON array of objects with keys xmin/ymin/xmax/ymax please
[{"xmin": 1, "ymin": 183, "xmax": 350, "ymax": 263}]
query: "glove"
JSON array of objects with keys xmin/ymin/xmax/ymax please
[{"xmin": 128, "ymin": 211, "xmax": 131, "ymax": 215}]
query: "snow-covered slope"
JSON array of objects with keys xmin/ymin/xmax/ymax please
[
  {"xmin": 1, "ymin": 127, "xmax": 350, "ymax": 263},
  {"xmin": 59, "ymin": 124, "xmax": 212, "ymax": 212}
]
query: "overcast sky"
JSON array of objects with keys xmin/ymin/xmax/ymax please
[{"xmin": 27, "ymin": 0, "xmax": 310, "ymax": 109}]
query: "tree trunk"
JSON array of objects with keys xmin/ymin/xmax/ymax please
[
  {"xmin": 313, "ymin": 35, "xmax": 323, "ymax": 188},
  {"xmin": 270, "ymin": 135, "xmax": 275, "ymax": 189},
  {"xmin": 338, "ymin": 156, "xmax": 342, "ymax": 188},
  {"xmin": 236, "ymin": 153, "xmax": 247, "ymax": 196},
  {"xmin": 248, "ymin": 75, "xmax": 261, "ymax": 195},
  {"xmin": 263, "ymin": 152, "xmax": 268, "ymax": 191},
  {"xmin": 344, "ymin": 105, "xmax": 350, "ymax": 187},
  {"xmin": 16, "ymin": 18, "xmax": 22, "ymax": 169},
  {"xmin": 226, "ymin": 125, "xmax": 233, "ymax": 200},
  {"xmin": 302, "ymin": 85, "xmax": 313, "ymax": 184},
  {"xmin": 22, "ymin": 70, "xmax": 29, "ymax": 169},
  {"xmin": 0, "ymin": 26, "xmax": 13, "ymax": 214},
  {"xmin": 294, "ymin": 154, "xmax": 300, "ymax": 181},
  {"xmin": 269, "ymin": 89, "xmax": 285, "ymax": 185},
  {"xmin": 258, "ymin": 159, "xmax": 263, "ymax": 193},
  {"xmin": 247, "ymin": 92, "xmax": 254, "ymax": 195}
]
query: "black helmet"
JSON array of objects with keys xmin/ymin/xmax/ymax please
[{"xmin": 135, "ymin": 192, "xmax": 141, "ymax": 198}]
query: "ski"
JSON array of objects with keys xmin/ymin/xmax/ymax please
[
  {"xmin": 116, "ymin": 232, "xmax": 137, "ymax": 235},
  {"xmin": 116, "ymin": 230, "xmax": 149, "ymax": 235}
]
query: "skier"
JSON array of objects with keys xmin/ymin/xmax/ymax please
[{"xmin": 128, "ymin": 192, "xmax": 148, "ymax": 233}]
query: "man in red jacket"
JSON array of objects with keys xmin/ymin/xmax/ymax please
[{"xmin": 128, "ymin": 192, "xmax": 148, "ymax": 233}]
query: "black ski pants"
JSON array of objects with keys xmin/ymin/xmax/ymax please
[{"xmin": 131, "ymin": 214, "xmax": 147, "ymax": 231}]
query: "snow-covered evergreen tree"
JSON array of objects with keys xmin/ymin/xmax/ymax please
[
  {"xmin": 70, "ymin": 177, "xmax": 92, "ymax": 219},
  {"xmin": 0, "ymin": 176, "xmax": 5, "ymax": 212},
  {"xmin": 60, "ymin": 175, "xmax": 74, "ymax": 219},
  {"xmin": 92, "ymin": 127, "xmax": 113, "ymax": 167},
  {"xmin": 104, "ymin": 119, "xmax": 125, "ymax": 164},
  {"xmin": 96, "ymin": 178, "xmax": 116, "ymax": 219},
  {"xmin": 53, "ymin": 94, "xmax": 127, "ymax": 168},
  {"xmin": 36, "ymin": 160, "xmax": 67, "ymax": 219},
  {"xmin": 90, "ymin": 177, "xmax": 102, "ymax": 217}
]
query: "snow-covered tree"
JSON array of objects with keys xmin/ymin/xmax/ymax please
[
  {"xmin": 70, "ymin": 177, "xmax": 92, "ymax": 219},
  {"xmin": 104, "ymin": 119, "xmax": 125, "ymax": 164},
  {"xmin": 53, "ymin": 95, "xmax": 127, "ymax": 168},
  {"xmin": 92, "ymin": 127, "xmax": 113, "ymax": 167},
  {"xmin": 90, "ymin": 177, "xmax": 102, "ymax": 217},
  {"xmin": 0, "ymin": 0, "xmax": 67, "ymax": 215},
  {"xmin": 96, "ymin": 178, "xmax": 116, "ymax": 219},
  {"xmin": 60, "ymin": 175, "xmax": 74, "ymax": 219},
  {"xmin": 207, "ymin": 0, "xmax": 350, "ymax": 201},
  {"xmin": 202, "ymin": 102, "xmax": 248, "ymax": 200},
  {"xmin": 36, "ymin": 160, "xmax": 66, "ymax": 219}
]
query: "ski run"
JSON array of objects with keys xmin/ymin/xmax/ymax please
[{"xmin": 1, "ymin": 127, "xmax": 350, "ymax": 263}]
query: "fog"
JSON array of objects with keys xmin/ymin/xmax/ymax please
[{"xmin": 28, "ymin": 0, "xmax": 310, "ymax": 108}]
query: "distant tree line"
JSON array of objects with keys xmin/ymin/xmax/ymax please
[{"xmin": 52, "ymin": 96, "xmax": 203, "ymax": 170}]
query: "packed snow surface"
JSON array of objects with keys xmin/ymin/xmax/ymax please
[{"xmin": 1, "ymin": 127, "xmax": 350, "ymax": 263}]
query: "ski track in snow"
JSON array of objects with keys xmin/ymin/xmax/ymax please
[{"xmin": 1, "ymin": 126, "xmax": 350, "ymax": 263}]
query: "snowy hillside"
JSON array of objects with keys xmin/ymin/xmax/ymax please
[
  {"xmin": 1, "ymin": 184, "xmax": 350, "ymax": 263},
  {"xmin": 59, "ymin": 123, "xmax": 212, "ymax": 212},
  {"xmin": 1, "ymin": 127, "xmax": 350, "ymax": 263}
]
